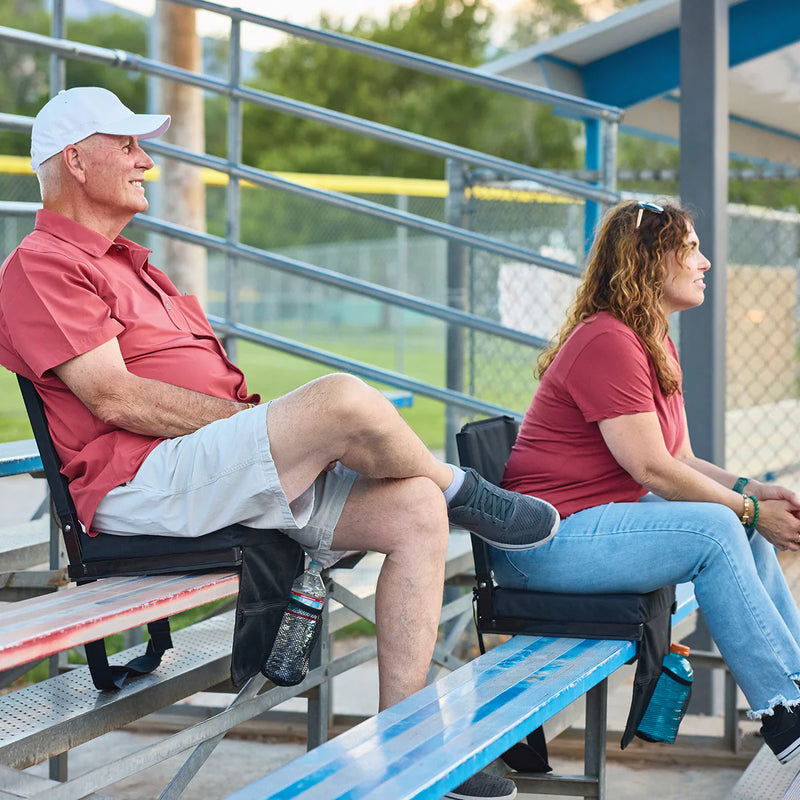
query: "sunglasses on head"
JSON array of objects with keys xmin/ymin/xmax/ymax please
[{"xmin": 635, "ymin": 201, "xmax": 664, "ymax": 229}]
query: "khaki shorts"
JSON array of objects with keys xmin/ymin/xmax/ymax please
[{"xmin": 93, "ymin": 403, "xmax": 358, "ymax": 567}]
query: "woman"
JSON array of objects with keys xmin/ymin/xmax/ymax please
[{"xmin": 499, "ymin": 200, "xmax": 800, "ymax": 764}]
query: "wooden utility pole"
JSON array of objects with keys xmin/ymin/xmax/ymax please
[{"xmin": 156, "ymin": 0, "xmax": 208, "ymax": 308}]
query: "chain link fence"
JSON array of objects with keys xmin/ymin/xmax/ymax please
[{"xmin": 463, "ymin": 180, "xmax": 800, "ymax": 493}]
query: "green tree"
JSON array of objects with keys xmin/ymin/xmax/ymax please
[
  {"xmin": 241, "ymin": 0, "xmax": 579, "ymax": 179},
  {"xmin": 0, "ymin": 0, "xmax": 50, "ymax": 157},
  {"xmin": 509, "ymin": 0, "xmax": 642, "ymax": 50},
  {"xmin": 66, "ymin": 14, "xmax": 148, "ymax": 111}
]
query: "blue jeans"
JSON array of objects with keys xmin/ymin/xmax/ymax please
[{"xmin": 491, "ymin": 497, "xmax": 800, "ymax": 716}]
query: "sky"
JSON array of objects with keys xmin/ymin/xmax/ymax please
[{"xmin": 103, "ymin": 0, "xmax": 522, "ymax": 51}]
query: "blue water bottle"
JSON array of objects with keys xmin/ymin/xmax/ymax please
[{"xmin": 636, "ymin": 643, "xmax": 693, "ymax": 744}]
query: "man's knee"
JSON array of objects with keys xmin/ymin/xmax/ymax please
[
  {"xmin": 394, "ymin": 477, "xmax": 449, "ymax": 554},
  {"xmin": 305, "ymin": 373, "xmax": 385, "ymax": 422}
]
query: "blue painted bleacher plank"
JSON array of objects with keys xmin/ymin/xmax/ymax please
[
  {"xmin": 227, "ymin": 636, "xmax": 635, "ymax": 800},
  {"xmin": 383, "ymin": 390, "xmax": 414, "ymax": 409},
  {"xmin": 226, "ymin": 582, "xmax": 698, "ymax": 800},
  {"xmin": 0, "ymin": 439, "xmax": 42, "ymax": 477}
]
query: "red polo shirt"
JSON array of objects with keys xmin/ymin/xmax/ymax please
[
  {"xmin": 502, "ymin": 312, "xmax": 685, "ymax": 517},
  {"xmin": 0, "ymin": 209, "xmax": 258, "ymax": 532}
]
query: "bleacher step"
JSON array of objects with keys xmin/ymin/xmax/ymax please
[
  {"xmin": 726, "ymin": 743, "xmax": 800, "ymax": 799},
  {"xmin": 0, "ymin": 611, "xmax": 235, "ymax": 769},
  {"xmin": 0, "ymin": 517, "xmax": 49, "ymax": 572}
]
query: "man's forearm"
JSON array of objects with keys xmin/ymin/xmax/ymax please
[{"xmin": 94, "ymin": 373, "xmax": 250, "ymax": 438}]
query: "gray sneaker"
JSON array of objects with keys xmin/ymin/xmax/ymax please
[
  {"xmin": 444, "ymin": 771, "xmax": 517, "ymax": 799},
  {"xmin": 447, "ymin": 468, "xmax": 559, "ymax": 551}
]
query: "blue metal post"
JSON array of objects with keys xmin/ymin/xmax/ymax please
[{"xmin": 584, "ymin": 118, "xmax": 601, "ymax": 257}]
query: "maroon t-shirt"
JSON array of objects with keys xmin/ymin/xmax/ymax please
[
  {"xmin": 502, "ymin": 312, "xmax": 686, "ymax": 517},
  {"xmin": 0, "ymin": 209, "xmax": 258, "ymax": 532}
]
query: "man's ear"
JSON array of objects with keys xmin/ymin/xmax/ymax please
[{"xmin": 62, "ymin": 144, "xmax": 87, "ymax": 184}]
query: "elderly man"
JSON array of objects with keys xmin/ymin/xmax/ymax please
[{"xmin": 0, "ymin": 87, "xmax": 559, "ymax": 800}]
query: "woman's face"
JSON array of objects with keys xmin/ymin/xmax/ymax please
[{"xmin": 660, "ymin": 223, "xmax": 710, "ymax": 317}]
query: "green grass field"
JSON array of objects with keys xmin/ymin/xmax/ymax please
[{"xmin": 0, "ymin": 335, "xmax": 450, "ymax": 449}]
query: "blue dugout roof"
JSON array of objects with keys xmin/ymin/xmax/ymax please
[{"xmin": 482, "ymin": 0, "xmax": 800, "ymax": 166}]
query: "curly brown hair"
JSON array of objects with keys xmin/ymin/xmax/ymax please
[{"xmin": 538, "ymin": 200, "xmax": 694, "ymax": 395}]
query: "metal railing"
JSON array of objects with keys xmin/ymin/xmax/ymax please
[{"xmin": 0, "ymin": 0, "xmax": 621, "ymax": 456}]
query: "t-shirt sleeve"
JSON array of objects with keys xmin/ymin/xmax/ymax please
[
  {"xmin": 1, "ymin": 250, "xmax": 123, "ymax": 378},
  {"xmin": 564, "ymin": 329, "xmax": 657, "ymax": 423}
]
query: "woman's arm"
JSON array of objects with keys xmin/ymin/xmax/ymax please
[
  {"xmin": 674, "ymin": 410, "xmax": 800, "ymax": 507},
  {"xmin": 598, "ymin": 410, "xmax": 800, "ymax": 551}
]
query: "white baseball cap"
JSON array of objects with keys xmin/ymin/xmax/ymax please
[{"xmin": 30, "ymin": 87, "xmax": 171, "ymax": 173}]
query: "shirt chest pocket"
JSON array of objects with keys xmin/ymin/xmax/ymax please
[{"xmin": 166, "ymin": 295, "xmax": 215, "ymax": 338}]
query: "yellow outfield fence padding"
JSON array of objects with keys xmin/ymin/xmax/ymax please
[{"xmin": 0, "ymin": 154, "xmax": 573, "ymax": 204}]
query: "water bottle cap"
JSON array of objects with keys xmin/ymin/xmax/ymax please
[{"xmin": 670, "ymin": 643, "xmax": 690, "ymax": 657}]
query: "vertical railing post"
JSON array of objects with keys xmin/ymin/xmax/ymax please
[
  {"xmin": 307, "ymin": 581, "xmax": 332, "ymax": 750},
  {"xmin": 48, "ymin": 7, "xmax": 68, "ymax": 781},
  {"xmin": 394, "ymin": 194, "xmax": 408, "ymax": 375},
  {"xmin": 600, "ymin": 117, "xmax": 618, "ymax": 202},
  {"xmin": 49, "ymin": 0, "xmax": 66, "ymax": 94},
  {"xmin": 445, "ymin": 159, "xmax": 467, "ymax": 463},
  {"xmin": 147, "ymin": 5, "xmax": 164, "ymax": 256},
  {"xmin": 224, "ymin": 16, "xmax": 243, "ymax": 363}
]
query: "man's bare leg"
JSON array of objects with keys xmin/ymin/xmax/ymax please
[
  {"xmin": 266, "ymin": 374, "xmax": 452, "ymax": 504},
  {"xmin": 329, "ymin": 473, "xmax": 448, "ymax": 710},
  {"xmin": 267, "ymin": 372, "xmax": 559, "ymax": 555}
]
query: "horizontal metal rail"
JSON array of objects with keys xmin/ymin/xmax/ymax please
[
  {"xmin": 144, "ymin": 139, "xmax": 584, "ymax": 278},
  {"xmin": 3, "ymin": 113, "xmax": 583, "ymax": 278},
  {"xmin": 0, "ymin": 113, "xmax": 32, "ymax": 134},
  {"xmin": 0, "ymin": 201, "xmax": 39, "ymax": 215},
  {"xmin": 0, "ymin": 199, "xmax": 544, "ymax": 417},
  {"xmin": 208, "ymin": 315, "xmax": 522, "ymax": 420},
  {"xmin": 0, "ymin": 26, "xmax": 617, "ymax": 204},
  {"xmin": 131, "ymin": 212, "xmax": 551, "ymax": 349},
  {"xmin": 0, "ymin": 199, "xmax": 551, "ymax": 350},
  {"xmin": 167, "ymin": 0, "xmax": 623, "ymax": 123}
]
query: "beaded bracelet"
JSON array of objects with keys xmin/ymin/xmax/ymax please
[
  {"xmin": 733, "ymin": 477, "xmax": 751, "ymax": 493},
  {"xmin": 748, "ymin": 495, "xmax": 760, "ymax": 531}
]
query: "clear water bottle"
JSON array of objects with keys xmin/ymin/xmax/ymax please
[
  {"xmin": 636, "ymin": 643, "xmax": 693, "ymax": 744},
  {"xmin": 262, "ymin": 560, "xmax": 326, "ymax": 686}
]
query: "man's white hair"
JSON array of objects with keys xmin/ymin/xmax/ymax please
[{"xmin": 35, "ymin": 155, "xmax": 61, "ymax": 201}]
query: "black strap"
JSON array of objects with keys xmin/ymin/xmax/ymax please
[
  {"xmin": 501, "ymin": 728, "xmax": 552, "ymax": 774},
  {"xmin": 84, "ymin": 618, "xmax": 173, "ymax": 691}
]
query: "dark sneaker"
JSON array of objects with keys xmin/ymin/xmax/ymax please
[
  {"xmin": 444, "ymin": 771, "xmax": 517, "ymax": 799},
  {"xmin": 447, "ymin": 468, "xmax": 559, "ymax": 551},
  {"xmin": 761, "ymin": 704, "xmax": 800, "ymax": 764}
]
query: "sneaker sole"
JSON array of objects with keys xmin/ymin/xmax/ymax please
[
  {"xmin": 777, "ymin": 737, "xmax": 800, "ymax": 764},
  {"xmin": 471, "ymin": 513, "xmax": 560, "ymax": 551},
  {"xmin": 444, "ymin": 789, "xmax": 517, "ymax": 800}
]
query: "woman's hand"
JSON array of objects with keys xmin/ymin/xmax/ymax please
[
  {"xmin": 754, "ymin": 497, "xmax": 800, "ymax": 551},
  {"xmin": 746, "ymin": 479, "xmax": 800, "ymax": 507}
]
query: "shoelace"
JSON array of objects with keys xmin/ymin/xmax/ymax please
[{"xmin": 465, "ymin": 480, "xmax": 515, "ymax": 522}]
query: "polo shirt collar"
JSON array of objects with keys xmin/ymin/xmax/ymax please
[{"xmin": 34, "ymin": 209, "xmax": 151, "ymax": 264}]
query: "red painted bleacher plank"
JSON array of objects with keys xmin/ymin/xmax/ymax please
[{"xmin": 0, "ymin": 571, "xmax": 240, "ymax": 671}]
